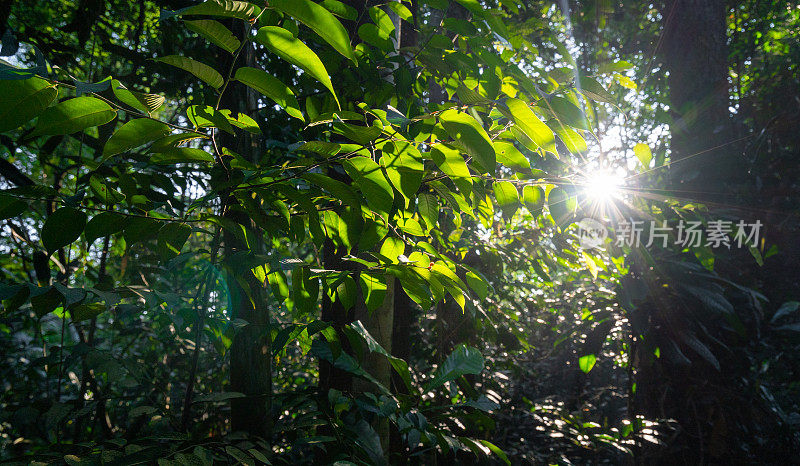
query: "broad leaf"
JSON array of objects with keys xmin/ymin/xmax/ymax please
[
  {"xmin": 504, "ymin": 98, "xmax": 555, "ymax": 153},
  {"xmin": 439, "ymin": 109, "xmax": 496, "ymax": 174},
  {"xmin": 184, "ymin": 19, "xmax": 240, "ymax": 54},
  {"xmin": 182, "ymin": 0, "xmax": 259, "ymax": 19},
  {"xmin": 0, "ymin": 77, "xmax": 58, "ymax": 133},
  {"xmin": 548, "ymin": 187, "xmax": 576, "ymax": 231},
  {"xmin": 342, "ymin": 156, "xmax": 394, "ymax": 218},
  {"xmin": 269, "ymin": 0, "xmax": 356, "ymax": 63},
  {"xmin": 426, "ymin": 344, "xmax": 484, "ymax": 390},
  {"xmin": 634, "ymin": 142, "xmax": 652, "ymax": 168},
  {"xmin": 254, "ymin": 26, "xmax": 340, "ymax": 108},
  {"xmin": 150, "ymin": 147, "xmax": 215, "ymax": 164},
  {"xmin": 85, "ymin": 212, "xmax": 126, "ymax": 244},
  {"xmin": 157, "ymin": 222, "xmax": 192, "ymax": 260},
  {"xmin": 494, "ymin": 181, "xmax": 519, "ymax": 219},
  {"xmin": 103, "ymin": 119, "xmax": 171, "ymax": 161},
  {"xmin": 431, "ymin": 144, "xmax": 472, "ymax": 196},
  {"xmin": 111, "ymin": 80, "xmax": 165, "ymax": 115},
  {"xmin": 522, "ymin": 185, "xmax": 545, "ymax": 215},
  {"xmin": 30, "ymin": 97, "xmax": 117, "ymax": 137},
  {"xmin": 156, "ymin": 55, "xmax": 224, "ymax": 89},
  {"xmin": 235, "ymin": 67, "xmax": 304, "ymax": 121},
  {"xmin": 42, "ymin": 207, "xmax": 87, "ymax": 254},
  {"xmin": 187, "ymin": 105, "xmax": 235, "ymax": 133}
]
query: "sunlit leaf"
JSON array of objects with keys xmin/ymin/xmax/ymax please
[
  {"xmin": 0, "ymin": 77, "xmax": 58, "ymax": 133},
  {"xmin": 184, "ymin": 19, "xmax": 241, "ymax": 54},
  {"xmin": 103, "ymin": 119, "xmax": 171, "ymax": 161},
  {"xmin": 269, "ymin": 0, "xmax": 356, "ymax": 63},
  {"xmin": 235, "ymin": 67, "xmax": 304, "ymax": 121},
  {"xmin": 30, "ymin": 96, "xmax": 117, "ymax": 137},
  {"xmin": 439, "ymin": 109, "xmax": 495, "ymax": 174},
  {"xmin": 156, "ymin": 55, "xmax": 224, "ymax": 89},
  {"xmin": 254, "ymin": 26, "xmax": 340, "ymax": 108}
]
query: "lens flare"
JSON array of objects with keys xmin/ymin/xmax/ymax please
[{"xmin": 582, "ymin": 170, "xmax": 624, "ymax": 203}]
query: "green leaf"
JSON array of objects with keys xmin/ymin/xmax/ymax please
[
  {"xmin": 493, "ymin": 141, "xmax": 530, "ymax": 172},
  {"xmin": 579, "ymin": 76, "xmax": 615, "ymax": 103},
  {"xmin": 0, "ymin": 193, "xmax": 27, "ymax": 220},
  {"xmin": 42, "ymin": 207, "xmax": 87, "ymax": 254},
  {"xmin": 426, "ymin": 344, "xmax": 484, "ymax": 390},
  {"xmin": 157, "ymin": 222, "xmax": 191, "ymax": 260},
  {"xmin": 103, "ymin": 119, "xmax": 171, "ymax": 161},
  {"xmin": 182, "ymin": 0, "xmax": 260, "ymax": 19},
  {"xmin": 89, "ymin": 176, "xmax": 125, "ymax": 205},
  {"xmin": 465, "ymin": 271, "xmax": 489, "ymax": 300},
  {"xmin": 477, "ymin": 440, "xmax": 511, "ymax": 466},
  {"xmin": 771, "ymin": 301, "xmax": 799, "ymax": 324},
  {"xmin": 493, "ymin": 181, "xmax": 519, "ymax": 218},
  {"xmin": 187, "ymin": 105, "xmax": 235, "ymax": 133},
  {"xmin": 301, "ymin": 173, "xmax": 361, "ymax": 209},
  {"xmin": 578, "ymin": 354, "xmax": 596, "ymax": 373},
  {"xmin": 292, "ymin": 266, "xmax": 319, "ymax": 314},
  {"xmin": 150, "ymin": 147, "xmax": 215, "ymax": 164},
  {"xmin": 417, "ymin": 193, "xmax": 438, "ymax": 230},
  {"xmin": 184, "ymin": 19, "xmax": 241, "ymax": 54},
  {"xmin": 268, "ymin": 0, "xmax": 356, "ymax": 63},
  {"xmin": 431, "ymin": 144, "xmax": 472, "ymax": 196},
  {"xmin": 111, "ymin": 80, "xmax": 165, "ymax": 115},
  {"xmin": 0, "ymin": 77, "xmax": 58, "ymax": 133},
  {"xmin": 320, "ymin": 0, "xmax": 357, "ymax": 20},
  {"xmin": 439, "ymin": 109, "xmax": 495, "ymax": 174},
  {"xmin": 547, "ymin": 96, "xmax": 590, "ymax": 130},
  {"xmin": 234, "ymin": 67, "xmax": 304, "ymax": 121},
  {"xmin": 379, "ymin": 236, "xmax": 405, "ymax": 264},
  {"xmin": 633, "ymin": 142, "xmax": 652, "ymax": 168},
  {"xmin": 254, "ymin": 26, "xmax": 340, "ymax": 109},
  {"xmin": 30, "ymin": 96, "xmax": 117, "ymax": 137},
  {"xmin": 359, "ymin": 271, "xmax": 387, "ymax": 312},
  {"xmin": 614, "ymin": 73, "xmax": 637, "ymax": 90},
  {"xmin": 379, "ymin": 138, "xmax": 424, "ymax": 206},
  {"xmin": 548, "ymin": 187, "xmax": 576, "ymax": 231},
  {"xmin": 31, "ymin": 286, "xmax": 63, "ymax": 317},
  {"xmin": 553, "ymin": 124, "xmax": 587, "ymax": 153},
  {"xmin": 332, "ymin": 119, "xmax": 381, "ymax": 145},
  {"xmin": 522, "ymin": 185, "xmax": 545, "ymax": 216},
  {"xmin": 504, "ymin": 98, "xmax": 556, "ymax": 153},
  {"xmin": 342, "ymin": 156, "xmax": 394, "ymax": 218},
  {"xmin": 598, "ymin": 60, "xmax": 633, "ymax": 73},
  {"xmin": 70, "ymin": 302, "xmax": 105, "ymax": 322},
  {"xmin": 156, "ymin": 55, "xmax": 224, "ymax": 89},
  {"xmin": 85, "ymin": 212, "xmax": 125, "ymax": 244}
]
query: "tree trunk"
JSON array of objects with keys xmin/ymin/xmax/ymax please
[
  {"xmin": 660, "ymin": 0, "xmax": 733, "ymax": 199},
  {"xmin": 217, "ymin": 19, "xmax": 271, "ymax": 438}
]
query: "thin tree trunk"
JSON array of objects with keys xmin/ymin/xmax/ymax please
[{"xmin": 217, "ymin": 19, "xmax": 271, "ymax": 438}]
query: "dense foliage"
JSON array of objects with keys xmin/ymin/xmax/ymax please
[{"xmin": 1, "ymin": 0, "xmax": 798, "ymax": 464}]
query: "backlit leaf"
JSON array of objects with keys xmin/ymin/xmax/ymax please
[
  {"xmin": 184, "ymin": 19, "xmax": 240, "ymax": 54},
  {"xmin": 156, "ymin": 55, "xmax": 224, "ymax": 89},
  {"xmin": 30, "ymin": 97, "xmax": 117, "ymax": 137},
  {"xmin": 269, "ymin": 0, "xmax": 356, "ymax": 62},
  {"xmin": 235, "ymin": 67, "xmax": 304, "ymax": 121},
  {"xmin": 254, "ymin": 26, "xmax": 340, "ymax": 108},
  {"xmin": 103, "ymin": 119, "xmax": 171, "ymax": 161},
  {"xmin": 439, "ymin": 109, "xmax": 495, "ymax": 174}
]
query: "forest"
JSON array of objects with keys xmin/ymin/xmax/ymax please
[{"xmin": 0, "ymin": 0, "xmax": 798, "ymax": 464}]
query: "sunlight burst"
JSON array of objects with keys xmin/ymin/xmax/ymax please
[{"xmin": 582, "ymin": 170, "xmax": 625, "ymax": 203}]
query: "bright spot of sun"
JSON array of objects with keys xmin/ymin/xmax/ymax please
[{"xmin": 582, "ymin": 170, "xmax": 624, "ymax": 203}]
